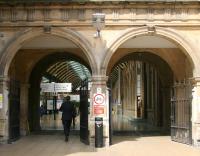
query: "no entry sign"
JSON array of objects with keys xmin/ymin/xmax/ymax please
[{"xmin": 93, "ymin": 93, "xmax": 105, "ymax": 105}]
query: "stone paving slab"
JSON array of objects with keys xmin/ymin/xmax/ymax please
[{"xmin": 0, "ymin": 135, "xmax": 200, "ymax": 156}]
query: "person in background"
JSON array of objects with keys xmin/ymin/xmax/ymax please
[
  {"xmin": 40, "ymin": 104, "xmax": 45, "ymax": 117},
  {"xmin": 59, "ymin": 96, "xmax": 76, "ymax": 142}
]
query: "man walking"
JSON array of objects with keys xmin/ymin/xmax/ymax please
[{"xmin": 59, "ymin": 96, "xmax": 76, "ymax": 142}]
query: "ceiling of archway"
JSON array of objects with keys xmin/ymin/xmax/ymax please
[
  {"xmin": 110, "ymin": 61, "xmax": 133, "ymax": 86},
  {"xmin": 120, "ymin": 36, "xmax": 177, "ymax": 48},
  {"xmin": 22, "ymin": 35, "xmax": 77, "ymax": 49},
  {"xmin": 109, "ymin": 52, "xmax": 173, "ymax": 86},
  {"xmin": 42, "ymin": 60, "xmax": 91, "ymax": 91}
]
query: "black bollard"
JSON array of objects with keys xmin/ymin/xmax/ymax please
[{"xmin": 95, "ymin": 117, "xmax": 103, "ymax": 148}]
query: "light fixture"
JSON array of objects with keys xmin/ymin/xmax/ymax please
[{"xmin": 92, "ymin": 13, "xmax": 105, "ymax": 37}]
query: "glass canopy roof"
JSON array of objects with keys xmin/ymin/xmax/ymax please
[{"xmin": 42, "ymin": 60, "xmax": 91, "ymax": 91}]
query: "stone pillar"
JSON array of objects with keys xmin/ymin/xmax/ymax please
[
  {"xmin": 191, "ymin": 78, "xmax": 200, "ymax": 147},
  {"xmin": 89, "ymin": 75, "xmax": 109, "ymax": 147},
  {"xmin": 20, "ymin": 83, "xmax": 30, "ymax": 136},
  {"xmin": 0, "ymin": 76, "xmax": 9, "ymax": 143}
]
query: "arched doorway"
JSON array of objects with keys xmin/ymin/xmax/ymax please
[
  {"xmin": 6, "ymin": 32, "xmax": 94, "ymax": 145},
  {"xmin": 106, "ymin": 34, "xmax": 194, "ymax": 145},
  {"xmin": 28, "ymin": 52, "xmax": 91, "ymax": 144}
]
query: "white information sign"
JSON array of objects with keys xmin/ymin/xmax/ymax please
[
  {"xmin": 40, "ymin": 83, "xmax": 54, "ymax": 92},
  {"xmin": 70, "ymin": 95, "xmax": 80, "ymax": 102},
  {"xmin": 55, "ymin": 83, "xmax": 72, "ymax": 92},
  {"xmin": 40, "ymin": 83, "xmax": 72, "ymax": 92},
  {"xmin": 0, "ymin": 94, "xmax": 3, "ymax": 109}
]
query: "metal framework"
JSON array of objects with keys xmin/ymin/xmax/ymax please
[
  {"xmin": 9, "ymin": 79, "xmax": 20, "ymax": 142},
  {"xmin": 79, "ymin": 79, "xmax": 89, "ymax": 145},
  {"xmin": 43, "ymin": 60, "xmax": 91, "ymax": 91}
]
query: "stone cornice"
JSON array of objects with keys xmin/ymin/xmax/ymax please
[
  {"xmin": 1, "ymin": 2, "xmax": 200, "ymax": 8},
  {"xmin": 0, "ymin": 0, "xmax": 199, "ymax": 5},
  {"xmin": 1, "ymin": 5, "xmax": 200, "ymax": 27},
  {"xmin": 91, "ymin": 75, "xmax": 108, "ymax": 83}
]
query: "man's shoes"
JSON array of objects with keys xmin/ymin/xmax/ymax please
[{"xmin": 65, "ymin": 136, "xmax": 68, "ymax": 142}]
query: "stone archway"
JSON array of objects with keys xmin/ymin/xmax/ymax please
[
  {"xmin": 102, "ymin": 26, "xmax": 198, "ymax": 77},
  {"xmin": 0, "ymin": 27, "xmax": 96, "ymax": 142},
  {"xmin": 0, "ymin": 27, "xmax": 97, "ymax": 77},
  {"xmin": 28, "ymin": 52, "xmax": 92, "ymax": 132},
  {"xmin": 104, "ymin": 26, "xmax": 197, "ymax": 146}
]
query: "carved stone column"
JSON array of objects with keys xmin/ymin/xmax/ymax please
[
  {"xmin": 89, "ymin": 75, "xmax": 109, "ymax": 147},
  {"xmin": 0, "ymin": 76, "xmax": 9, "ymax": 143},
  {"xmin": 20, "ymin": 83, "xmax": 30, "ymax": 136},
  {"xmin": 191, "ymin": 77, "xmax": 200, "ymax": 147}
]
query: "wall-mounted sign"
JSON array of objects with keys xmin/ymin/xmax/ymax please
[
  {"xmin": 93, "ymin": 93, "xmax": 105, "ymax": 105},
  {"xmin": 94, "ymin": 106, "xmax": 104, "ymax": 115},
  {"xmin": 40, "ymin": 83, "xmax": 72, "ymax": 92},
  {"xmin": 93, "ymin": 93, "xmax": 105, "ymax": 115},
  {"xmin": 47, "ymin": 100, "xmax": 53, "ymax": 110},
  {"xmin": 0, "ymin": 94, "xmax": 3, "ymax": 109},
  {"xmin": 40, "ymin": 83, "xmax": 54, "ymax": 92}
]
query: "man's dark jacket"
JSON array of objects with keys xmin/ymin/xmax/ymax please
[{"xmin": 59, "ymin": 101, "xmax": 75, "ymax": 120}]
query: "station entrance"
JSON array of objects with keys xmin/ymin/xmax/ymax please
[
  {"xmin": 7, "ymin": 35, "xmax": 91, "ymax": 145},
  {"xmin": 3, "ymin": 31, "xmax": 195, "ymax": 147},
  {"xmin": 107, "ymin": 36, "xmax": 193, "ymax": 145}
]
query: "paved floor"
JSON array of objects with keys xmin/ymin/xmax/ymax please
[
  {"xmin": 0, "ymin": 134, "xmax": 200, "ymax": 156},
  {"xmin": 40, "ymin": 112, "xmax": 163, "ymax": 132},
  {"xmin": 40, "ymin": 113, "xmax": 80, "ymax": 130}
]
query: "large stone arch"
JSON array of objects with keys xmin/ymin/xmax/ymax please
[
  {"xmin": 0, "ymin": 27, "xmax": 97, "ymax": 77},
  {"xmin": 103, "ymin": 26, "xmax": 198, "ymax": 77},
  {"xmin": 27, "ymin": 52, "xmax": 92, "ymax": 131}
]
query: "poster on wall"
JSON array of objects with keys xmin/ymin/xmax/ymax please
[
  {"xmin": 0, "ymin": 94, "xmax": 2, "ymax": 109},
  {"xmin": 47, "ymin": 100, "xmax": 53, "ymax": 110},
  {"xmin": 56, "ymin": 100, "xmax": 63, "ymax": 109}
]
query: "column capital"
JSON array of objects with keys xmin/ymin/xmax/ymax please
[
  {"xmin": 0, "ymin": 76, "xmax": 9, "ymax": 90},
  {"xmin": 91, "ymin": 75, "xmax": 108, "ymax": 85},
  {"xmin": 0, "ymin": 75, "xmax": 9, "ymax": 82}
]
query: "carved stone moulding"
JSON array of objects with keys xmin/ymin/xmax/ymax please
[{"xmin": 0, "ymin": 6, "xmax": 198, "ymax": 24}]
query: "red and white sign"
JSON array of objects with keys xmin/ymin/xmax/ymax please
[
  {"xmin": 94, "ymin": 106, "xmax": 104, "ymax": 115},
  {"xmin": 93, "ymin": 93, "xmax": 105, "ymax": 115},
  {"xmin": 93, "ymin": 93, "xmax": 105, "ymax": 105}
]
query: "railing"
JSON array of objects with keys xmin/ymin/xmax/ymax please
[{"xmin": 171, "ymin": 81, "xmax": 192, "ymax": 144}]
